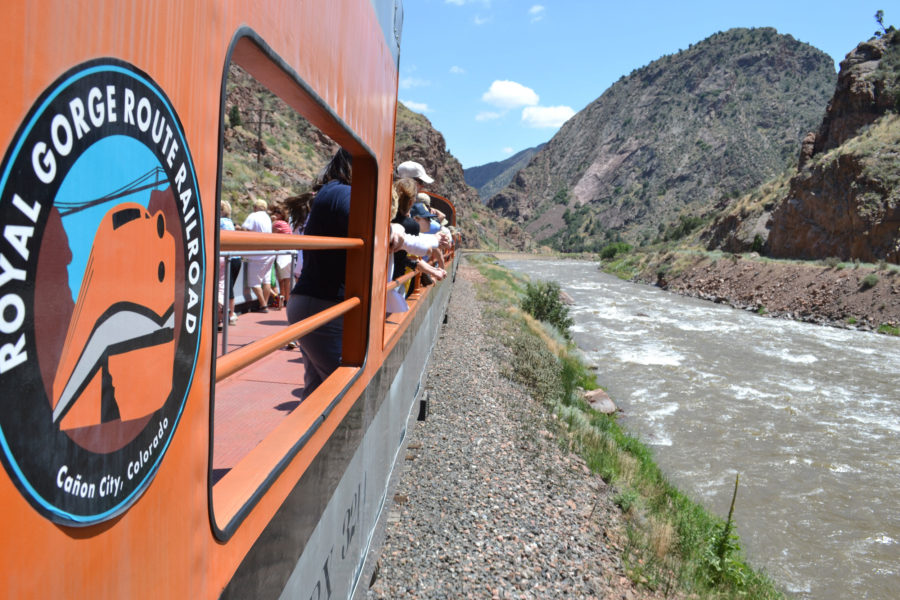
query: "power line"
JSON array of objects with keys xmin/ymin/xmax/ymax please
[{"xmin": 57, "ymin": 167, "xmax": 167, "ymax": 217}]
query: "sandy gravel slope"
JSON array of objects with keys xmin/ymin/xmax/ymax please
[{"xmin": 366, "ymin": 263, "xmax": 667, "ymax": 600}]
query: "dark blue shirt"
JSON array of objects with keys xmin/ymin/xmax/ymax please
[{"xmin": 292, "ymin": 180, "xmax": 351, "ymax": 300}]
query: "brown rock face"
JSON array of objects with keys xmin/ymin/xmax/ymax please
[
  {"xmin": 813, "ymin": 37, "xmax": 897, "ymax": 155},
  {"xmin": 768, "ymin": 30, "xmax": 900, "ymax": 263},
  {"xmin": 769, "ymin": 149, "xmax": 900, "ymax": 262}
]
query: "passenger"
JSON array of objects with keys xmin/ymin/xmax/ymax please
[
  {"xmin": 287, "ymin": 149, "xmax": 352, "ymax": 399},
  {"xmin": 391, "ymin": 178, "xmax": 420, "ymax": 285},
  {"xmin": 386, "ymin": 187, "xmax": 410, "ymax": 315},
  {"xmin": 410, "ymin": 202, "xmax": 446, "ymax": 271},
  {"xmin": 392, "ymin": 179, "xmax": 445, "ymax": 294},
  {"xmin": 396, "ymin": 160, "xmax": 434, "ymax": 193},
  {"xmin": 270, "ymin": 202, "xmax": 293, "ymax": 310},
  {"xmin": 386, "ymin": 190, "xmax": 445, "ymax": 315},
  {"xmin": 218, "ymin": 200, "xmax": 241, "ymax": 326},
  {"xmin": 283, "ymin": 191, "xmax": 314, "ymax": 283},
  {"xmin": 241, "ymin": 198, "xmax": 276, "ymax": 313},
  {"xmin": 392, "ymin": 177, "xmax": 447, "ymax": 296},
  {"xmin": 416, "ymin": 191, "xmax": 446, "ymax": 225}
]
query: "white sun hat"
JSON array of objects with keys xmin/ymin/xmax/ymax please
[{"xmin": 397, "ymin": 160, "xmax": 434, "ymax": 184}]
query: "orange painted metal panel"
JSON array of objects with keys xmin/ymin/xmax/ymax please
[{"xmin": 0, "ymin": 1, "xmax": 400, "ymax": 598}]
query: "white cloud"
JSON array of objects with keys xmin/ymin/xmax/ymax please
[
  {"xmin": 475, "ymin": 111, "xmax": 502, "ymax": 121},
  {"xmin": 521, "ymin": 105, "xmax": 575, "ymax": 128},
  {"xmin": 400, "ymin": 76, "xmax": 430, "ymax": 90},
  {"xmin": 529, "ymin": 5, "xmax": 545, "ymax": 22},
  {"xmin": 503, "ymin": 147, "xmax": 514, "ymax": 155},
  {"xmin": 473, "ymin": 14, "xmax": 491, "ymax": 25},
  {"xmin": 401, "ymin": 100, "xmax": 430, "ymax": 113},
  {"xmin": 445, "ymin": 0, "xmax": 491, "ymax": 5},
  {"xmin": 450, "ymin": 65, "xmax": 466, "ymax": 75},
  {"xmin": 481, "ymin": 80, "xmax": 539, "ymax": 109}
]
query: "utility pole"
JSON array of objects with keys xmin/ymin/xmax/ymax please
[{"xmin": 246, "ymin": 97, "xmax": 274, "ymax": 167}]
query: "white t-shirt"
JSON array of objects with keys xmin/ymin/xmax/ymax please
[{"xmin": 242, "ymin": 210, "xmax": 272, "ymax": 233}]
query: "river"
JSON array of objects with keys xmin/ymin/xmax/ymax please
[{"xmin": 501, "ymin": 258, "xmax": 900, "ymax": 600}]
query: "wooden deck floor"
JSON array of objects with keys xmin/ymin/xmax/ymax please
[{"xmin": 213, "ymin": 307, "xmax": 305, "ymax": 483}]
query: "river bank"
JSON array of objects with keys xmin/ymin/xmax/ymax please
[
  {"xmin": 498, "ymin": 256, "xmax": 900, "ymax": 599},
  {"xmin": 644, "ymin": 252, "xmax": 900, "ymax": 334}
]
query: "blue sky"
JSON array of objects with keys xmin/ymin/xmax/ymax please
[
  {"xmin": 57, "ymin": 136, "xmax": 159, "ymax": 300},
  {"xmin": 398, "ymin": 1, "xmax": 890, "ymax": 168}
]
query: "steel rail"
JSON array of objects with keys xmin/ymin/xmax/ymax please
[{"xmin": 215, "ymin": 297, "xmax": 360, "ymax": 382}]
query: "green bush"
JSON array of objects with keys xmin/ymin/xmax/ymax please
[
  {"xmin": 229, "ymin": 104, "xmax": 241, "ymax": 127},
  {"xmin": 751, "ymin": 234, "xmax": 764, "ymax": 253},
  {"xmin": 664, "ymin": 215, "xmax": 705, "ymax": 241},
  {"xmin": 861, "ymin": 273, "xmax": 879, "ymax": 290},
  {"xmin": 520, "ymin": 280, "xmax": 574, "ymax": 339},
  {"xmin": 600, "ymin": 241, "xmax": 633, "ymax": 260},
  {"xmin": 877, "ymin": 323, "xmax": 899, "ymax": 336}
]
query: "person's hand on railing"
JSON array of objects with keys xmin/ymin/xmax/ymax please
[
  {"xmin": 437, "ymin": 230, "xmax": 451, "ymax": 251},
  {"xmin": 416, "ymin": 259, "xmax": 446, "ymax": 282},
  {"xmin": 389, "ymin": 228, "xmax": 405, "ymax": 253}
]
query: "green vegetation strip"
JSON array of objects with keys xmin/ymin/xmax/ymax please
[{"xmin": 468, "ymin": 254, "xmax": 783, "ymax": 599}]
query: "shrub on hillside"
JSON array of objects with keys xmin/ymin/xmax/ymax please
[
  {"xmin": 520, "ymin": 280, "xmax": 574, "ymax": 339},
  {"xmin": 861, "ymin": 273, "xmax": 879, "ymax": 290},
  {"xmin": 600, "ymin": 241, "xmax": 633, "ymax": 259},
  {"xmin": 664, "ymin": 215, "xmax": 706, "ymax": 241},
  {"xmin": 229, "ymin": 104, "xmax": 241, "ymax": 127}
]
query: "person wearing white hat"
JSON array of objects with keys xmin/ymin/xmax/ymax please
[{"xmin": 397, "ymin": 160, "xmax": 434, "ymax": 187}]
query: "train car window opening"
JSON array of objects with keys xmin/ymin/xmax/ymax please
[{"xmin": 209, "ymin": 33, "xmax": 377, "ymax": 538}]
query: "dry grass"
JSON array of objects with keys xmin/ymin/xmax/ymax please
[{"xmin": 649, "ymin": 516, "xmax": 677, "ymax": 560}]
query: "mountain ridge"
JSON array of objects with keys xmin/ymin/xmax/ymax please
[
  {"xmin": 487, "ymin": 27, "xmax": 836, "ymax": 252},
  {"xmin": 464, "ymin": 143, "xmax": 546, "ymax": 201}
]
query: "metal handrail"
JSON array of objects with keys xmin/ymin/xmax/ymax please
[
  {"xmin": 221, "ymin": 250, "xmax": 296, "ymax": 257},
  {"xmin": 220, "ymin": 230, "xmax": 363, "ymax": 251},
  {"xmin": 386, "ymin": 270, "xmax": 417, "ymax": 292},
  {"xmin": 216, "ymin": 297, "xmax": 360, "ymax": 382}
]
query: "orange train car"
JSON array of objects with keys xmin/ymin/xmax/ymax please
[{"xmin": 0, "ymin": 1, "xmax": 457, "ymax": 597}]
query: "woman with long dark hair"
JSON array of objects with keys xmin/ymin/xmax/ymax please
[{"xmin": 286, "ymin": 148, "xmax": 352, "ymax": 399}]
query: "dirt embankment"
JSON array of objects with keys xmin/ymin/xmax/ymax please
[{"xmin": 651, "ymin": 254, "xmax": 900, "ymax": 332}]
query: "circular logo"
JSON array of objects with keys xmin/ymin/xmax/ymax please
[{"xmin": 0, "ymin": 59, "xmax": 204, "ymax": 525}]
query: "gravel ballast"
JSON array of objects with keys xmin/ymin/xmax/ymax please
[{"xmin": 366, "ymin": 263, "xmax": 665, "ymax": 599}]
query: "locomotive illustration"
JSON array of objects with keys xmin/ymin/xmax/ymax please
[{"xmin": 51, "ymin": 202, "xmax": 177, "ymax": 430}]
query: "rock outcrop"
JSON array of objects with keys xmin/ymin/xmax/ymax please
[
  {"xmin": 812, "ymin": 34, "xmax": 899, "ymax": 155},
  {"xmin": 768, "ymin": 30, "xmax": 900, "ymax": 263}
]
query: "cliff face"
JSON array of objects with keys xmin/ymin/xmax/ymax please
[
  {"xmin": 810, "ymin": 32, "xmax": 900, "ymax": 156},
  {"xmin": 394, "ymin": 103, "xmax": 530, "ymax": 249},
  {"xmin": 768, "ymin": 30, "xmax": 900, "ymax": 262},
  {"xmin": 486, "ymin": 27, "xmax": 835, "ymax": 252}
]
